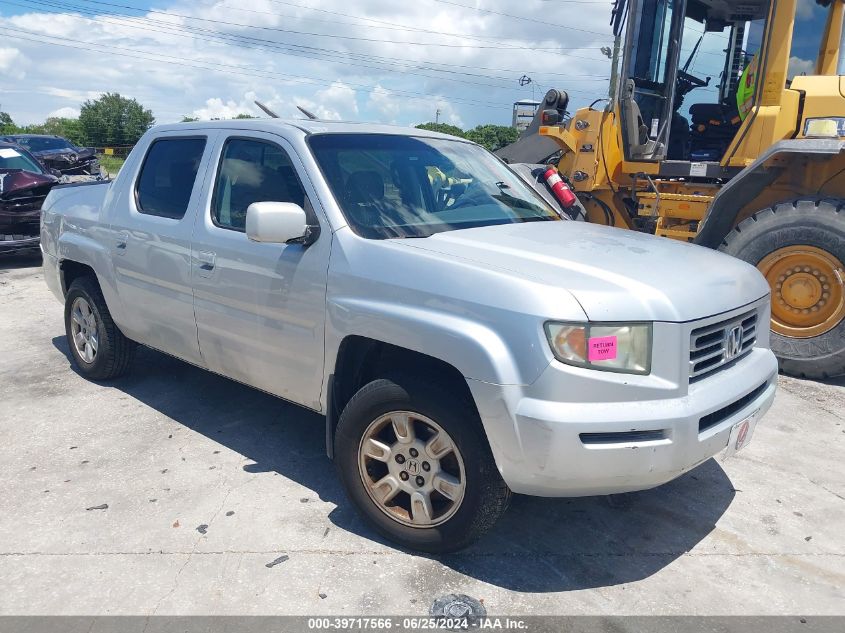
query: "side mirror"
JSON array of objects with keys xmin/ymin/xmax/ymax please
[{"xmin": 245, "ymin": 201, "xmax": 310, "ymax": 244}]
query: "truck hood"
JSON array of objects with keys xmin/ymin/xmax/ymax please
[{"xmin": 394, "ymin": 221, "xmax": 769, "ymax": 322}]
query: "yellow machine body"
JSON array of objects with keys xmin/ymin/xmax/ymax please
[{"xmin": 537, "ymin": 0, "xmax": 845, "ymax": 377}]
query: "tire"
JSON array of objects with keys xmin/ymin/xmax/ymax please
[
  {"xmin": 334, "ymin": 374, "xmax": 511, "ymax": 553},
  {"xmin": 719, "ymin": 199, "xmax": 845, "ymax": 379},
  {"xmin": 64, "ymin": 276, "xmax": 136, "ymax": 380}
]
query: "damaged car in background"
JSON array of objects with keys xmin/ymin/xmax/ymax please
[
  {"xmin": 0, "ymin": 134, "xmax": 101, "ymax": 177},
  {"xmin": 0, "ymin": 142, "xmax": 58, "ymax": 254}
]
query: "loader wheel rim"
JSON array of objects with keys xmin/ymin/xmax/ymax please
[{"xmin": 759, "ymin": 246, "xmax": 845, "ymax": 338}]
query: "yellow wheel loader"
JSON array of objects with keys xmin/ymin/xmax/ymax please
[{"xmin": 509, "ymin": 0, "xmax": 845, "ymax": 379}]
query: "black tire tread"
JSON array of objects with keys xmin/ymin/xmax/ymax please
[
  {"xmin": 719, "ymin": 198, "xmax": 845, "ymax": 379},
  {"xmin": 65, "ymin": 276, "xmax": 135, "ymax": 380},
  {"xmin": 335, "ymin": 373, "xmax": 510, "ymax": 553}
]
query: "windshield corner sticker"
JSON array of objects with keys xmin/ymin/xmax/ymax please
[
  {"xmin": 588, "ymin": 336, "xmax": 618, "ymax": 362},
  {"xmin": 0, "ymin": 148, "xmax": 22, "ymax": 159}
]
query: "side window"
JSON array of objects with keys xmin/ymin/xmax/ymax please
[
  {"xmin": 212, "ymin": 138, "xmax": 307, "ymax": 232},
  {"xmin": 136, "ymin": 138, "xmax": 206, "ymax": 220}
]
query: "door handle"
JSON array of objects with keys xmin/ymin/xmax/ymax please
[
  {"xmin": 197, "ymin": 251, "xmax": 216, "ymax": 271},
  {"xmin": 115, "ymin": 230, "xmax": 129, "ymax": 254}
]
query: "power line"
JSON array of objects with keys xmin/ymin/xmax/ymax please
[
  {"xmin": 70, "ymin": 0, "xmax": 602, "ymax": 50},
  {"xmin": 11, "ymin": 0, "xmax": 612, "ymax": 77},
  {"xmin": 11, "ymin": 0, "xmax": 611, "ymax": 86},
  {"xmin": 1, "ymin": 25, "xmax": 581, "ymax": 111},
  {"xmin": 243, "ymin": 0, "xmax": 529, "ymax": 45},
  {"xmin": 430, "ymin": 0, "xmax": 611, "ymax": 36}
]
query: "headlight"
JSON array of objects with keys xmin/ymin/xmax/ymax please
[
  {"xmin": 544, "ymin": 322, "xmax": 652, "ymax": 375},
  {"xmin": 804, "ymin": 117, "xmax": 845, "ymax": 138}
]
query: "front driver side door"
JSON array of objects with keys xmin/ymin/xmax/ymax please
[{"xmin": 190, "ymin": 132, "xmax": 331, "ymax": 410}]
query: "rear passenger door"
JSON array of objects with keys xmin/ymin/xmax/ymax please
[
  {"xmin": 190, "ymin": 132, "xmax": 331, "ymax": 409},
  {"xmin": 109, "ymin": 132, "xmax": 216, "ymax": 366}
]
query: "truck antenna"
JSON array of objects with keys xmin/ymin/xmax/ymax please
[
  {"xmin": 296, "ymin": 106, "xmax": 319, "ymax": 120},
  {"xmin": 254, "ymin": 101, "xmax": 280, "ymax": 118}
]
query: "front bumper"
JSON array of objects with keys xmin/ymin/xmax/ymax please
[
  {"xmin": 0, "ymin": 233, "xmax": 40, "ymax": 254},
  {"xmin": 48, "ymin": 157, "xmax": 100, "ymax": 176},
  {"xmin": 468, "ymin": 345, "xmax": 777, "ymax": 497}
]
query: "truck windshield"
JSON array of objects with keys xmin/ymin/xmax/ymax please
[
  {"xmin": 309, "ymin": 133, "xmax": 560, "ymax": 238},
  {"xmin": 15, "ymin": 137, "xmax": 75, "ymax": 152}
]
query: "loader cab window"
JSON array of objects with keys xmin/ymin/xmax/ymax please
[
  {"xmin": 619, "ymin": 0, "xmax": 768, "ymax": 165},
  {"xmin": 788, "ymin": 1, "xmax": 828, "ymax": 81}
]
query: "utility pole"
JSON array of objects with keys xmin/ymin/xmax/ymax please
[{"xmin": 435, "ymin": 108, "xmax": 441, "ymax": 124}]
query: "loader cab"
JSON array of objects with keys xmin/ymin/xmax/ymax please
[{"xmin": 617, "ymin": 0, "xmax": 770, "ymax": 172}]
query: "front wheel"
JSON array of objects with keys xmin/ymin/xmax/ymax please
[
  {"xmin": 719, "ymin": 199, "xmax": 845, "ymax": 379},
  {"xmin": 334, "ymin": 375, "xmax": 510, "ymax": 553}
]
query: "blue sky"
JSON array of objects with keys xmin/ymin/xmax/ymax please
[
  {"xmin": 0, "ymin": 0, "xmax": 831, "ymax": 129},
  {"xmin": 0, "ymin": 0, "xmax": 616, "ymax": 127}
]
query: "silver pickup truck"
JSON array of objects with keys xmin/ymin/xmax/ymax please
[{"xmin": 40, "ymin": 120, "xmax": 777, "ymax": 552}]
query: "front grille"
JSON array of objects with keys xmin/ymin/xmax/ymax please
[
  {"xmin": 689, "ymin": 308, "xmax": 757, "ymax": 382},
  {"xmin": 0, "ymin": 195, "xmax": 47, "ymax": 213},
  {"xmin": 0, "ymin": 185, "xmax": 52, "ymax": 213}
]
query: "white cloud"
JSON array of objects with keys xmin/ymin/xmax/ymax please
[
  {"xmin": 316, "ymin": 82, "xmax": 359, "ymax": 117},
  {"xmin": 48, "ymin": 106, "xmax": 80, "ymax": 119},
  {"xmin": 368, "ymin": 85, "xmax": 464, "ymax": 127},
  {"xmin": 0, "ymin": 47, "xmax": 26, "ymax": 80},
  {"xmin": 788, "ymin": 56, "xmax": 815, "ymax": 79},
  {"xmin": 368, "ymin": 85, "xmax": 401, "ymax": 121},
  {"xmin": 0, "ymin": 0, "xmax": 614, "ymax": 127},
  {"xmin": 796, "ymin": 0, "xmax": 817, "ymax": 20},
  {"xmin": 191, "ymin": 96, "xmax": 258, "ymax": 120}
]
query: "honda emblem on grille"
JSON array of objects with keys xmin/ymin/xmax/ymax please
[{"xmin": 724, "ymin": 325, "xmax": 743, "ymax": 360}]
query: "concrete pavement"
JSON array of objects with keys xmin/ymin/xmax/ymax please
[{"xmin": 1, "ymin": 255, "xmax": 843, "ymax": 615}]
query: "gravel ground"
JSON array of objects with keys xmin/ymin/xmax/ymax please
[{"xmin": 0, "ymin": 255, "xmax": 843, "ymax": 616}]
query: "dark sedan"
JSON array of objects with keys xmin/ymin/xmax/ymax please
[
  {"xmin": 0, "ymin": 134, "xmax": 101, "ymax": 176},
  {"xmin": 0, "ymin": 141, "xmax": 59, "ymax": 254}
]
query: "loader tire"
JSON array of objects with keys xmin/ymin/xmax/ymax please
[{"xmin": 719, "ymin": 199, "xmax": 845, "ymax": 379}]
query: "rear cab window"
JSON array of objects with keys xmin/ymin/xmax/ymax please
[{"xmin": 136, "ymin": 138, "xmax": 207, "ymax": 220}]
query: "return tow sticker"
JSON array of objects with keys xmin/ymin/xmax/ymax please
[{"xmin": 588, "ymin": 336, "xmax": 618, "ymax": 362}]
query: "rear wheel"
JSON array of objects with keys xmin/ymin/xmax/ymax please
[
  {"xmin": 334, "ymin": 374, "xmax": 510, "ymax": 553},
  {"xmin": 719, "ymin": 199, "xmax": 845, "ymax": 379},
  {"xmin": 64, "ymin": 276, "xmax": 136, "ymax": 380}
]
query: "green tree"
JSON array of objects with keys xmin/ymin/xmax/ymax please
[
  {"xmin": 414, "ymin": 122, "xmax": 465, "ymax": 138},
  {"xmin": 181, "ymin": 115, "xmax": 199, "ymax": 122},
  {"xmin": 79, "ymin": 93, "xmax": 155, "ymax": 146},
  {"xmin": 233, "ymin": 113, "xmax": 257, "ymax": 119},
  {"xmin": 464, "ymin": 124, "xmax": 518, "ymax": 152},
  {"xmin": 0, "ymin": 111, "xmax": 16, "ymax": 135},
  {"xmin": 28, "ymin": 117, "xmax": 85, "ymax": 145}
]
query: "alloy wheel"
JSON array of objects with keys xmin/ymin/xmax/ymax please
[{"xmin": 358, "ymin": 410, "xmax": 466, "ymax": 528}]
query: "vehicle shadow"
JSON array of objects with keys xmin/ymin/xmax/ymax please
[
  {"xmin": 52, "ymin": 337, "xmax": 736, "ymax": 593},
  {"xmin": 0, "ymin": 252, "xmax": 42, "ymax": 269}
]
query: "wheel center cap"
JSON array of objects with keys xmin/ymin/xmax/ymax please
[
  {"xmin": 404, "ymin": 459, "xmax": 420, "ymax": 475},
  {"xmin": 783, "ymin": 273, "xmax": 821, "ymax": 309}
]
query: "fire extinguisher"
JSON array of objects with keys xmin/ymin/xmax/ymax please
[{"xmin": 542, "ymin": 167, "xmax": 577, "ymax": 208}]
